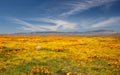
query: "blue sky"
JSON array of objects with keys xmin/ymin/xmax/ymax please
[{"xmin": 0, "ymin": 0, "xmax": 120, "ymax": 34}]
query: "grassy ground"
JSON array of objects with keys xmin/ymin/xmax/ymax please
[{"xmin": 0, "ymin": 35, "xmax": 120, "ymax": 75}]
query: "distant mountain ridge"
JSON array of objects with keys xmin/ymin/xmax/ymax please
[
  {"xmin": 13, "ymin": 30, "xmax": 118, "ymax": 36},
  {"xmin": 82, "ymin": 30, "xmax": 116, "ymax": 35}
]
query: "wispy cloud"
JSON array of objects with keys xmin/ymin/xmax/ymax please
[
  {"xmin": 10, "ymin": 18, "xmax": 77, "ymax": 32},
  {"xmin": 90, "ymin": 17, "xmax": 120, "ymax": 28},
  {"xmin": 11, "ymin": 18, "xmax": 49, "ymax": 31},
  {"xmin": 61, "ymin": 0, "xmax": 116, "ymax": 16},
  {"xmin": 39, "ymin": 18, "xmax": 77, "ymax": 30},
  {"xmin": 80, "ymin": 16, "xmax": 120, "ymax": 29}
]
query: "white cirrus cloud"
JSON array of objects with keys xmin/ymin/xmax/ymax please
[
  {"xmin": 90, "ymin": 17, "xmax": 120, "ymax": 28},
  {"xmin": 61, "ymin": 0, "xmax": 116, "ymax": 16},
  {"xmin": 79, "ymin": 16, "xmax": 120, "ymax": 29},
  {"xmin": 10, "ymin": 18, "xmax": 77, "ymax": 32},
  {"xmin": 11, "ymin": 18, "xmax": 49, "ymax": 31},
  {"xmin": 39, "ymin": 18, "xmax": 77, "ymax": 30}
]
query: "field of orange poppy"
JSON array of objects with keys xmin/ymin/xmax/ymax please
[{"xmin": 0, "ymin": 35, "xmax": 120, "ymax": 75}]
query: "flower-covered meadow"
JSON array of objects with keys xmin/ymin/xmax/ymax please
[{"xmin": 0, "ymin": 35, "xmax": 120, "ymax": 75}]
